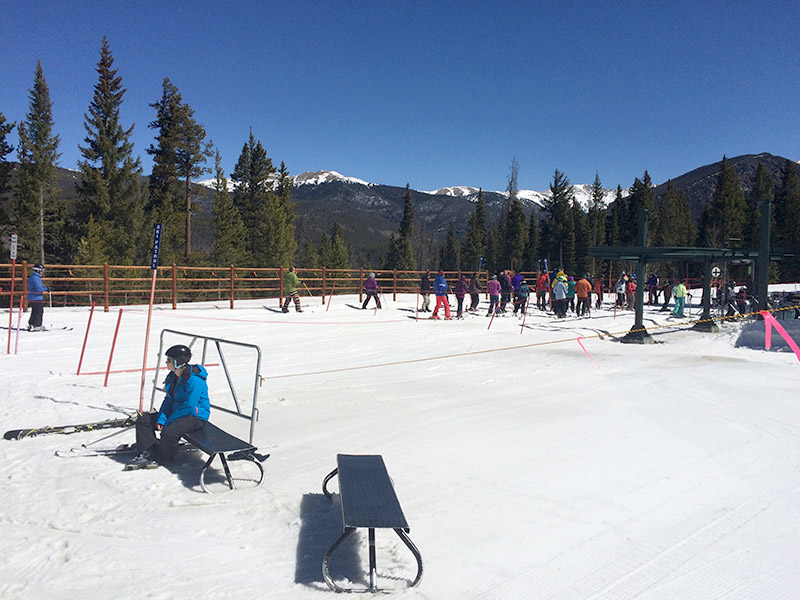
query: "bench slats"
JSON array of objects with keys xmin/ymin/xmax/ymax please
[
  {"xmin": 337, "ymin": 454, "xmax": 408, "ymax": 530},
  {"xmin": 183, "ymin": 422, "xmax": 254, "ymax": 455}
]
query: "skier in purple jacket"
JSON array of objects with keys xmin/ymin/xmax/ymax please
[{"xmin": 362, "ymin": 273, "xmax": 381, "ymax": 309}]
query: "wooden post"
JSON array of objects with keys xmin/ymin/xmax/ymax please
[
  {"xmin": 393, "ymin": 268, "xmax": 397, "ymax": 301},
  {"xmin": 171, "ymin": 263, "xmax": 178, "ymax": 310},
  {"xmin": 322, "ymin": 267, "xmax": 327, "ymax": 305},
  {"xmin": 229, "ymin": 265, "xmax": 235, "ymax": 309},
  {"xmin": 359, "ymin": 268, "xmax": 364, "ymax": 303},
  {"xmin": 102, "ymin": 262, "xmax": 110, "ymax": 312}
]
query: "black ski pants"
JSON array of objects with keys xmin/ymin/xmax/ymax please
[
  {"xmin": 28, "ymin": 301, "xmax": 44, "ymax": 328},
  {"xmin": 135, "ymin": 411, "xmax": 205, "ymax": 462}
]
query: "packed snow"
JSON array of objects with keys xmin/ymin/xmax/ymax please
[{"xmin": 1, "ymin": 289, "xmax": 799, "ymax": 599}]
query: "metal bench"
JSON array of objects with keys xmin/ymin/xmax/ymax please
[
  {"xmin": 183, "ymin": 422, "xmax": 267, "ymax": 493},
  {"xmin": 322, "ymin": 454, "xmax": 423, "ymax": 592}
]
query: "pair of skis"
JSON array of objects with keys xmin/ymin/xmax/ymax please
[{"xmin": 3, "ymin": 415, "xmax": 136, "ymax": 441}]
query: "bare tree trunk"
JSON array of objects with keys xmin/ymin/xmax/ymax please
[
  {"xmin": 185, "ymin": 176, "xmax": 191, "ymax": 260},
  {"xmin": 38, "ymin": 187, "xmax": 45, "ymax": 263}
]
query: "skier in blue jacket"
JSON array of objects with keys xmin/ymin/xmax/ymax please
[
  {"xmin": 431, "ymin": 270, "xmax": 451, "ymax": 319},
  {"xmin": 127, "ymin": 344, "xmax": 210, "ymax": 470},
  {"xmin": 26, "ymin": 263, "xmax": 48, "ymax": 331}
]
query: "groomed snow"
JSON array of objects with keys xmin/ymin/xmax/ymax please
[{"xmin": 1, "ymin": 291, "xmax": 799, "ymax": 599}]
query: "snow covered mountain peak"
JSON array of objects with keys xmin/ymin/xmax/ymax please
[{"xmin": 293, "ymin": 170, "xmax": 371, "ymax": 187}]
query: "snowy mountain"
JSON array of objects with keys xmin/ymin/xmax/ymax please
[{"xmin": 427, "ymin": 183, "xmax": 618, "ymax": 210}]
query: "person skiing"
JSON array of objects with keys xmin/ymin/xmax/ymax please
[
  {"xmin": 419, "ymin": 270, "xmax": 432, "ymax": 312},
  {"xmin": 593, "ymin": 276, "xmax": 604, "ymax": 309},
  {"xmin": 126, "ymin": 344, "xmax": 210, "ymax": 470},
  {"xmin": 282, "ymin": 266, "xmax": 302, "ymax": 313},
  {"xmin": 575, "ymin": 275, "xmax": 592, "ymax": 317},
  {"xmin": 431, "ymin": 270, "xmax": 451, "ymax": 319},
  {"xmin": 26, "ymin": 263, "xmax": 48, "ymax": 331},
  {"xmin": 536, "ymin": 272, "xmax": 549, "ymax": 311},
  {"xmin": 566, "ymin": 275, "xmax": 576, "ymax": 313},
  {"xmin": 514, "ymin": 278, "xmax": 530, "ymax": 315},
  {"xmin": 553, "ymin": 275, "xmax": 568, "ymax": 318},
  {"xmin": 454, "ymin": 273, "xmax": 468, "ymax": 318},
  {"xmin": 499, "ymin": 270, "xmax": 513, "ymax": 313},
  {"xmin": 615, "ymin": 272, "xmax": 627, "ymax": 308},
  {"xmin": 362, "ymin": 272, "xmax": 381, "ymax": 309},
  {"xmin": 467, "ymin": 272, "xmax": 482, "ymax": 312},
  {"xmin": 660, "ymin": 279, "xmax": 674, "ymax": 312},
  {"xmin": 626, "ymin": 276, "xmax": 637, "ymax": 310},
  {"xmin": 486, "ymin": 275, "xmax": 501, "ymax": 316},
  {"xmin": 672, "ymin": 280, "xmax": 687, "ymax": 317},
  {"xmin": 647, "ymin": 273, "xmax": 659, "ymax": 305}
]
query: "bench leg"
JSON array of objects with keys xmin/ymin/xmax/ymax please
[
  {"xmin": 368, "ymin": 528, "xmax": 377, "ymax": 592},
  {"xmin": 198, "ymin": 453, "xmax": 217, "ymax": 494},
  {"xmin": 219, "ymin": 454, "xmax": 236, "ymax": 490},
  {"xmin": 394, "ymin": 528, "xmax": 424, "ymax": 587},
  {"xmin": 322, "ymin": 467, "xmax": 339, "ymax": 500},
  {"xmin": 322, "ymin": 527, "xmax": 356, "ymax": 592}
]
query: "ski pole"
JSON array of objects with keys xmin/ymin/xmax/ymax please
[
  {"xmin": 520, "ymin": 296, "xmax": 531, "ymax": 334},
  {"xmin": 302, "ymin": 282, "xmax": 313, "ymax": 297},
  {"xmin": 325, "ymin": 281, "xmax": 336, "ymax": 312},
  {"xmin": 81, "ymin": 420, "xmax": 135, "ymax": 448},
  {"xmin": 14, "ymin": 295, "xmax": 22, "ymax": 354},
  {"xmin": 487, "ymin": 301, "xmax": 500, "ymax": 330}
]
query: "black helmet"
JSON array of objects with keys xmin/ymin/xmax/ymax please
[
  {"xmin": 165, "ymin": 344, "xmax": 192, "ymax": 369},
  {"xmin": 32, "ymin": 263, "xmax": 45, "ymax": 273}
]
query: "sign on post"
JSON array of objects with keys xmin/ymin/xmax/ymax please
[
  {"xmin": 150, "ymin": 223, "xmax": 162, "ymax": 270},
  {"xmin": 10, "ymin": 233, "xmax": 17, "ymax": 260},
  {"xmin": 711, "ymin": 266, "xmax": 721, "ymax": 278}
]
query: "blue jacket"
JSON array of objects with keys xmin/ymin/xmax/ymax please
[
  {"xmin": 433, "ymin": 274, "xmax": 448, "ymax": 296},
  {"xmin": 27, "ymin": 272, "xmax": 48, "ymax": 302},
  {"xmin": 157, "ymin": 364, "xmax": 211, "ymax": 427}
]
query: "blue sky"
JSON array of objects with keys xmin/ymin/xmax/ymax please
[{"xmin": 1, "ymin": 1, "xmax": 798, "ymax": 193}]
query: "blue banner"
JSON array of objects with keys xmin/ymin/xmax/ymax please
[{"xmin": 150, "ymin": 224, "xmax": 162, "ymax": 270}]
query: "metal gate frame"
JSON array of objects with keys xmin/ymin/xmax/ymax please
[{"xmin": 149, "ymin": 329, "xmax": 263, "ymax": 444}]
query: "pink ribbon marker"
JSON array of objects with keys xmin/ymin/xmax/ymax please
[
  {"xmin": 761, "ymin": 310, "xmax": 800, "ymax": 363},
  {"xmin": 576, "ymin": 336, "xmax": 600, "ymax": 369}
]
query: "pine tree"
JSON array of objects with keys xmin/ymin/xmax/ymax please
[
  {"xmin": 146, "ymin": 78, "xmax": 185, "ymax": 263},
  {"xmin": 0, "ymin": 112, "xmax": 15, "ymax": 224},
  {"xmin": 210, "ymin": 149, "xmax": 247, "ymax": 266},
  {"xmin": 539, "ymin": 169, "xmax": 574, "ymax": 269},
  {"xmin": 605, "ymin": 186, "xmax": 623, "ymax": 247},
  {"xmin": 300, "ymin": 237, "xmax": 319, "ymax": 268},
  {"xmin": 439, "ymin": 223, "xmax": 461, "ymax": 270},
  {"xmin": 587, "ymin": 172, "xmax": 607, "ymax": 275},
  {"xmin": 231, "ymin": 130, "xmax": 296, "ymax": 267},
  {"xmin": 15, "ymin": 60, "xmax": 61, "ymax": 263},
  {"xmin": 521, "ymin": 210, "xmax": 538, "ymax": 271},
  {"xmin": 460, "ymin": 189, "xmax": 487, "ymax": 272},
  {"xmin": 572, "ymin": 199, "xmax": 589, "ymax": 275},
  {"xmin": 622, "ymin": 172, "xmax": 658, "ymax": 246},
  {"xmin": 175, "ymin": 100, "xmax": 212, "ymax": 259},
  {"xmin": 774, "ymin": 160, "xmax": 800, "ymax": 280},
  {"xmin": 501, "ymin": 197, "xmax": 528, "ymax": 269},
  {"xmin": 701, "ymin": 156, "xmax": 747, "ymax": 248},
  {"xmin": 76, "ymin": 37, "xmax": 144, "ymax": 264},
  {"xmin": 744, "ymin": 161, "xmax": 774, "ymax": 248},
  {"xmin": 384, "ymin": 184, "xmax": 416, "ymax": 270}
]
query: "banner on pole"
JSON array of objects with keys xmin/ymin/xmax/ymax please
[{"xmin": 150, "ymin": 224, "xmax": 162, "ymax": 270}]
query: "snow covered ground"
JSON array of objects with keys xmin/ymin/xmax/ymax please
[{"xmin": 1, "ymin": 290, "xmax": 799, "ymax": 599}]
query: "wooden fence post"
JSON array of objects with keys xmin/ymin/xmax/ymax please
[
  {"xmin": 21, "ymin": 261, "xmax": 28, "ymax": 312},
  {"xmin": 322, "ymin": 268, "xmax": 327, "ymax": 305},
  {"xmin": 229, "ymin": 264, "xmax": 235, "ymax": 309},
  {"xmin": 103, "ymin": 262, "xmax": 110, "ymax": 312},
  {"xmin": 172, "ymin": 263, "xmax": 178, "ymax": 310},
  {"xmin": 359, "ymin": 268, "xmax": 364, "ymax": 303},
  {"xmin": 393, "ymin": 268, "xmax": 397, "ymax": 301}
]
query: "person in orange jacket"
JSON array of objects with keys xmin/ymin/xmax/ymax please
[{"xmin": 575, "ymin": 275, "xmax": 592, "ymax": 317}]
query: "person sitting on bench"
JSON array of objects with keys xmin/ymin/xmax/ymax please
[{"xmin": 126, "ymin": 344, "xmax": 210, "ymax": 470}]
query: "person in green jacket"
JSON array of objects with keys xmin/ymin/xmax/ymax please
[
  {"xmin": 672, "ymin": 280, "xmax": 687, "ymax": 317},
  {"xmin": 282, "ymin": 266, "xmax": 303, "ymax": 313}
]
